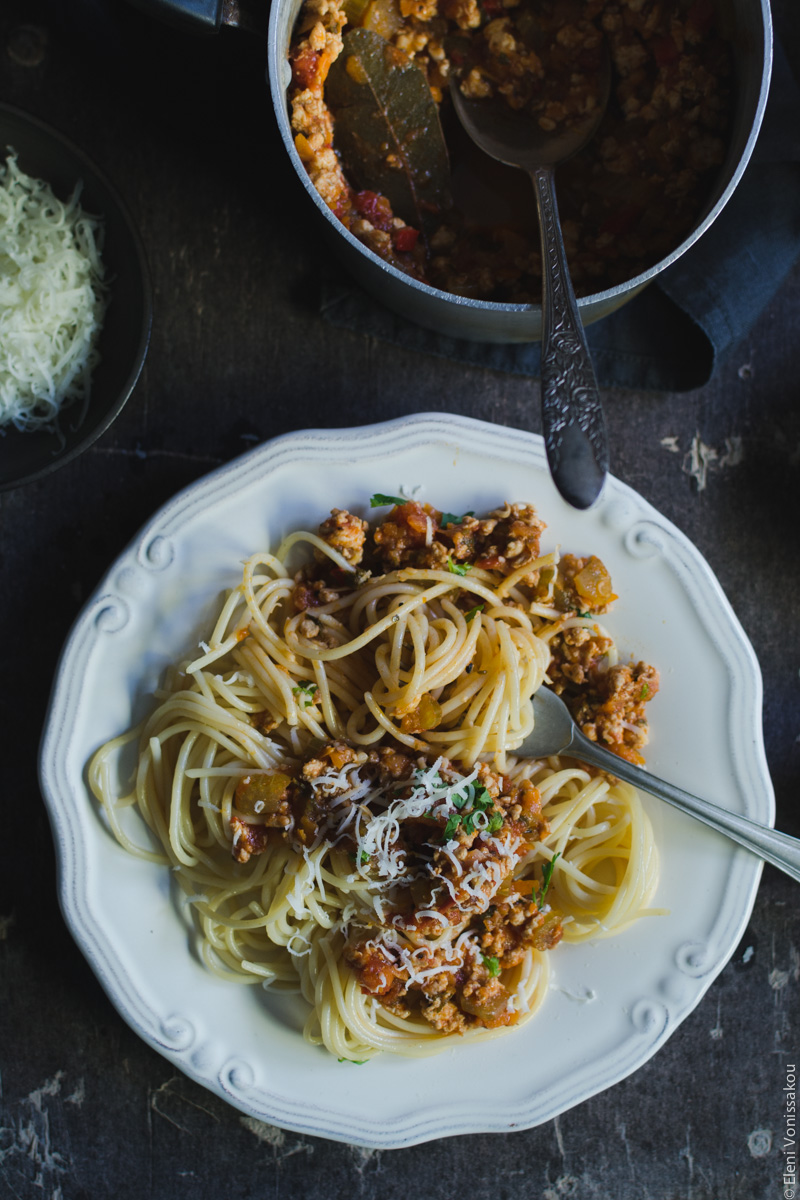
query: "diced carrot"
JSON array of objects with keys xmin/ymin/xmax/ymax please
[{"xmin": 294, "ymin": 133, "xmax": 315, "ymax": 163}]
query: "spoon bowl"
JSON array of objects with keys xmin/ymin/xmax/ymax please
[
  {"xmin": 450, "ymin": 44, "xmax": 611, "ymax": 510},
  {"xmin": 451, "ymin": 75, "xmax": 611, "ymax": 171}
]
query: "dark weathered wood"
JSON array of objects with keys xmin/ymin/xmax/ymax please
[{"xmin": 1, "ymin": 1, "xmax": 798, "ymax": 1197}]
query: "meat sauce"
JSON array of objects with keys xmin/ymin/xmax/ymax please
[{"xmin": 288, "ymin": 0, "xmax": 732, "ymax": 300}]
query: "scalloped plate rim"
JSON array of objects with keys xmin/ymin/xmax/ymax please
[{"xmin": 39, "ymin": 412, "xmax": 773, "ymax": 1147}]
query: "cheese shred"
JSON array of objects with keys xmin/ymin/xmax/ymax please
[{"xmin": 0, "ymin": 148, "xmax": 106, "ymax": 435}]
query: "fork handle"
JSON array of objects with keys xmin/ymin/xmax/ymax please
[
  {"xmin": 532, "ymin": 166, "xmax": 608, "ymax": 511},
  {"xmin": 570, "ymin": 728, "xmax": 800, "ymax": 884}
]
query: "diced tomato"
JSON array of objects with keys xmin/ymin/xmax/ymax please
[
  {"xmin": 291, "ymin": 47, "xmax": 320, "ymax": 89},
  {"xmin": 353, "ymin": 189, "xmax": 395, "ymax": 232},
  {"xmin": 398, "ymin": 501, "xmax": 435, "ymax": 536},
  {"xmin": 331, "ymin": 187, "xmax": 355, "ymax": 223},
  {"xmin": 393, "ymin": 226, "xmax": 419, "ymax": 253},
  {"xmin": 292, "ymin": 580, "xmax": 321, "ymax": 611},
  {"xmin": 355, "ymin": 951, "xmax": 398, "ymax": 996}
]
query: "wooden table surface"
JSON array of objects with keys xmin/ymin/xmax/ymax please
[{"xmin": 1, "ymin": 1, "xmax": 798, "ymax": 1197}]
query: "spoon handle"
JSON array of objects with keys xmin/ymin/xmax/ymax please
[
  {"xmin": 570, "ymin": 728, "xmax": 800, "ymax": 884},
  {"xmin": 532, "ymin": 166, "xmax": 608, "ymax": 510}
]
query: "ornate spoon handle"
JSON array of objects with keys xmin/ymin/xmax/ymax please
[
  {"xmin": 532, "ymin": 166, "xmax": 608, "ymax": 510},
  {"xmin": 570, "ymin": 727, "xmax": 800, "ymax": 885}
]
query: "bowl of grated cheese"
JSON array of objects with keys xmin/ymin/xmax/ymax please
[{"xmin": 0, "ymin": 104, "xmax": 152, "ymax": 491}]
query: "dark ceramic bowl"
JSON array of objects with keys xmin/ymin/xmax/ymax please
[{"xmin": 0, "ymin": 105, "xmax": 152, "ymax": 491}]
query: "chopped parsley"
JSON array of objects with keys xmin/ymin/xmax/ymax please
[
  {"xmin": 460, "ymin": 807, "xmax": 482, "ymax": 836},
  {"xmin": 443, "ymin": 813, "xmax": 462, "ymax": 840},
  {"xmin": 369, "ymin": 493, "xmax": 405, "ymax": 507},
  {"xmin": 482, "ymin": 955, "xmax": 500, "ymax": 977},
  {"xmin": 464, "ymin": 604, "xmax": 484, "ymax": 622},
  {"xmin": 639, "ymin": 682, "xmax": 650, "ymax": 699},
  {"xmin": 446, "ymin": 557, "xmax": 469, "ymax": 576},
  {"xmin": 338, "ymin": 1058, "xmax": 368, "ymax": 1064},
  {"xmin": 359, "ymin": 851, "xmax": 370, "ymax": 865},
  {"xmin": 443, "ymin": 783, "xmax": 497, "ymax": 840},
  {"xmin": 577, "ymin": 610, "xmax": 592, "ymax": 618},
  {"xmin": 441, "ymin": 510, "xmax": 475, "ymax": 527},
  {"xmin": 292, "ymin": 681, "xmax": 319, "ymax": 707},
  {"xmin": 539, "ymin": 852, "xmax": 560, "ymax": 903}
]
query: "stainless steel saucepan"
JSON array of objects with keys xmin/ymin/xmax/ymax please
[
  {"xmin": 267, "ymin": 0, "xmax": 773, "ymax": 343},
  {"xmin": 131, "ymin": 0, "xmax": 773, "ymax": 345}
]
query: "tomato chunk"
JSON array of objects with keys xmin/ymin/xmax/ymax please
[
  {"xmin": 393, "ymin": 226, "xmax": 419, "ymax": 253},
  {"xmin": 353, "ymin": 190, "xmax": 395, "ymax": 232}
]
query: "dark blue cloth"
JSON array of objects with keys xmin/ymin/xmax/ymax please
[{"xmin": 320, "ymin": 40, "xmax": 800, "ymax": 392}]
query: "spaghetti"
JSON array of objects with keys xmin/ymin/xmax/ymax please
[{"xmin": 89, "ymin": 497, "xmax": 660, "ymax": 1059}]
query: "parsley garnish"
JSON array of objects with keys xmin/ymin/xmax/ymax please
[
  {"xmin": 487, "ymin": 812, "xmax": 504, "ymax": 834},
  {"xmin": 446, "ymin": 557, "xmax": 469, "ymax": 576},
  {"xmin": 338, "ymin": 1058, "xmax": 368, "ymax": 1064},
  {"xmin": 442, "ymin": 784, "xmax": 496, "ymax": 841},
  {"xmin": 464, "ymin": 604, "xmax": 484, "ymax": 622},
  {"xmin": 359, "ymin": 851, "xmax": 370, "ymax": 865},
  {"xmin": 292, "ymin": 681, "xmax": 318, "ymax": 707},
  {"xmin": 539, "ymin": 852, "xmax": 560, "ymax": 903},
  {"xmin": 441, "ymin": 510, "xmax": 475, "ymax": 527},
  {"xmin": 577, "ymin": 610, "xmax": 592, "ymax": 618},
  {"xmin": 482, "ymin": 955, "xmax": 500, "ymax": 977},
  {"xmin": 370, "ymin": 493, "xmax": 405, "ymax": 507},
  {"xmin": 444, "ymin": 813, "xmax": 462, "ymax": 840},
  {"xmin": 461, "ymin": 810, "xmax": 479, "ymax": 835},
  {"xmin": 640, "ymin": 682, "xmax": 650, "ymax": 699}
]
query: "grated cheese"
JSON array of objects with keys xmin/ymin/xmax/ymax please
[
  {"xmin": 299, "ymin": 756, "xmax": 531, "ymax": 997},
  {"xmin": 0, "ymin": 149, "xmax": 106, "ymax": 435}
]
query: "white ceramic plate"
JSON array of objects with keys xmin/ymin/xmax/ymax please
[{"xmin": 40, "ymin": 413, "xmax": 773, "ymax": 1148}]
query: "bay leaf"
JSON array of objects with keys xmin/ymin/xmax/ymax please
[{"xmin": 325, "ymin": 28, "xmax": 452, "ymax": 235}]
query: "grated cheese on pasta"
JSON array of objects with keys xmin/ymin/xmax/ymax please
[{"xmin": 0, "ymin": 148, "xmax": 106, "ymax": 435}]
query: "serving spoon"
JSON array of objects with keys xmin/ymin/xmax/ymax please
[
  {"xmin": 521, "ymin": 688, "xmax": 800, "ymax": 885},
  {"xmin": 450, "ymin": 49, "xmax": 611, "ymax": 510}
]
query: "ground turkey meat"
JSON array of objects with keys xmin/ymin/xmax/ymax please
[
  {"xmin": 317, "ymin": 507, "xmax": 368, "ymax": 565},
  {"xmin": 565, "ymin": 660, "xmax": 660, "ymax": 764},
  {"xmin": 470, "ymin": 502, "xmax": 546, "ymax": 583},
  {"xmin": 370, "ymin": 499, "xmax": 546, "ymax": 580},
  {"xmin": 372, "ymin": 501, "xmax": 446, "ymax": 569},
  {"xmin": 548, "ymin": 624, "xmax": 615, "ymax": 690},
  {"xmin": 478, "ymin": 896, "xmax": 562, "ymax": 965},
  {"xmin": 288, "ymin": 0, "xmax": 732, "ymax": 300}
]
